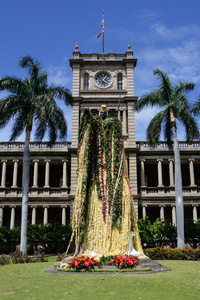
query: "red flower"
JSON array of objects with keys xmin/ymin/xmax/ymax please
[
  {"xmin": 83, "ymin": 261, "xmax": 89, "ymax": 267},
  {"xmin": 120, "ymin": 260, "xmax": 123, "ymax": 267},
  {"xmin": 75, "ymin": 260, "xmax": 80, "ymax": 267},
  {"xmin": 127, "ymin": 259, "xmax": 133, "ymax": 265}
]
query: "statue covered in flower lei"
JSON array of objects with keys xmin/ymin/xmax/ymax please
[{"xmin": 67, "ymin": 108, "xmax": 143, "ymax": 257}]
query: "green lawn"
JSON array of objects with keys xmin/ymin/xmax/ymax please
[{"xmin": 0, "ymin": 257, "xmax": 200, "ymax": 299}]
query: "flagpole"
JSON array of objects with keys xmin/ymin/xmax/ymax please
[{"xmin": 102, "ymin": 10, "xmax": 104, "ymax": 55}]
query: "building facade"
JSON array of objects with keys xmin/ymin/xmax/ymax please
[{"xmin": 0, "ymin": 43, "xmax": 199, "ymax": 228}]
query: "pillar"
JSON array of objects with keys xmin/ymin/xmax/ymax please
[
  {"xmin": 31, "ymin": 206, "xmax": 37, "ymax": 225},
  {"xmin": 12, "ymin": 160, "xmax": 19, "ymax": 187},
  {"xmin": 168, "ymin": 159, "xmax": 174, "ymax": 186},
  {"xmin": 172, "ymin": 206, "xmax": 176, "ymax": 225},
  {"xmin": 43, "ymin": 206, "xmax": 49, "ymax": 224},
  {"xmin": 61, "ymin": 206, "xmax": 66, "ymax": 225},
  {"xmin": 140, "ymin": 159, "xmax": 146, "ymax": 187},
  {"xmin": 142, "ymin": 205, "xmax": 147, "ymax": 219},
  {"xmin": 123, "ymin": 109, "xmax": 127, "ymax": 135},
  {"xmin": 157, "ymin": 159, "xmax": 164, "ymax": 187},
  {"xmin": 160, "ymin": 205, "xmax": 165, "ymax": 220},
  {"xmin": 192, "ymin": 205, "xmax": 198, "ymax": 222},
  {"xmin": 1, "ymin": 160, "xmax": 7, "ymax": 187},
  {"xmin": 0, "ymin": 206, "xmax": 4, "ymax": 227},
  {"xmin": 33, "ymin": 160, "xmax": 39, "ymax": 187},
  {"xmin": 44, "ymin": 160, "xmax": 51, "ymax": 188},
  {"xmin": 118, "ymin": 109, "xmax": 120, "ymax": 120},
  {"xmin": 189, "ymin": 159, "xmax": 196, "ymax": 186},
  {"xmin": 62, "ymin": 160, "xmax": 68, "ymax": 188},
  {"xmin": 10, "ymin": 206, "xmax": 16, "ymax": 229}
]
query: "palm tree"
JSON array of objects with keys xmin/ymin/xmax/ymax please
[
  {"xmin": 134, "ymin": 69, "xmax": 199, "ymax": 248},
  {"xmin": 0, "ymin": 55, "xmax": 72, "ymax": 255}
]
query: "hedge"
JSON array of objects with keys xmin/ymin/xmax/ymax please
[{"xmin": 145, "ymin": 247, "xmax": 200, "ymax": 260}]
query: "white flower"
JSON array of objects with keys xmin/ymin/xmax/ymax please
[{"xmin": 60, "ymin": 263, "xmax": 68, "ymax": 269}]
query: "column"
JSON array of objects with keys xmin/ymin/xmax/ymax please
[
  {"xmin": 140, "ymin": 159, "xmax": 146, "ymax": 187},
  {"xmin": 142, "ymin": 205, "xmax": 147, "ymax": 219},
  {"xmin": 33, "ymin": 160, "xmax": 39, "ymax": 187},
  {"xmin": 171, "ymin": 205, "xmax": 176, "ymax": 225},
  {"xmin": 168, "ymin": 159, "xmax": 174, "ymax": 186},
  {"xmin": 118, "ymin": 109, "xmax": 120, "ymax": 120},
  {"xmin": 123, "ymin": 109, "xmax": 127, "ymax": 135},
  {"xmin": 31, "ymin": 206, "xmax": 37, "ymax": 225},
  {"xmin": 0, "ymin": 206, "xmax": 4, "ymax": 227},
  {"xmin": 157, "ymin": 159, "xmax": 164, "ymax": 187},
  {"xmin": 44, "ymin": 160, "xmax": 51, "ymax": 188},
  {"xmin": 43, "ymin": 206, "xmax": 49, "ymax": 224},
  {"xmin": 1, "ymin": 160, "xmax": 7, "ymax": 187},
  {"xmin": 61, "ymin": 206, "xmax": 67, "ymax": 225},
  {"xmin": 62, "ymin": 160, "xmax": 68, "ymax": 188},
  {"xmin": 12, "ymin": 160, "xmax": 19, "ymax": 187},
  {"xmin": 10, "ymin": 206, "xmax": 16, "ymax": 229},
  {"xmin": 189, "ymin": 159, "xmax": 196, "ymax": 186},
  {"xmin": 160, "ymin": 205, "xmax": 165, "ymax": 220},
  {"xmin": 192, "ymin": 205, "xmax": 198, "ymax": 222},
  {"xmin": 70, "ymin": 200, "xmax": 73, "ymax": 223}
]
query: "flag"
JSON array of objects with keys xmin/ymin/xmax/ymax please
[{"xmin": 96, "ymin": 17, "xmax": 104, "ymax": 38}]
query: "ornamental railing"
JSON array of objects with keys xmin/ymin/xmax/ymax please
[
  {"xmin": 136, "ymin": 141, "xmax": 200, "ymax": 151},
  {"xmin": 139, "ymin": 186, "xmax": 200, "ymax": 196},
  {"xmin": 0, "ymin": 141, "xmax": 71, "ymax": 152},
  {"xmin": 79, "ymin": 53, "xmax": 127, "ymax": 60},
  {"xmin": 0, "ymin": 186, "xmax": 70, "ymax": 197}
]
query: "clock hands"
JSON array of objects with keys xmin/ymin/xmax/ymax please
[{"xmin": 102, "ymin": 75, "xmax": 107, "ymax": 83}]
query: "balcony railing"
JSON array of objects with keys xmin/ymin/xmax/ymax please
[
  {"xmin": 0, "ymin": 141, "xmax": 71, "ymax": 152},
  {"xmin": 139, "ymin": 186, "xmax": 200, "ymax": 196},
  {"xmin": 0, "ymin": 186, "xmax": 70, "ymax": 197},
  {"xmin": 136, "ymin": 141, "xmax": 200, "ymax": 151}
]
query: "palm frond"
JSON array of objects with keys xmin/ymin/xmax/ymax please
[
  {"xmin": 0, "ymin": 76, "xmax": 24, "ymax": 94},
  {"xmin": 10, "ymin": 112, "xmax": 27, "ymax": 141},
  {"xmin": 146, "ymin": 110, "xmax": 166, "ymax": 146},
  {"xmin": 48, "ymin": 85, "xmax": 73, "ymax": 106},
  {"xmin": 191, "ymin": 95, "xmax": 200, "ymax": 116},
  {"xmin": 134, "ymin": 89, "xmax": 164, "ymax": 112},
  {"xmin": 18, "ymin": 55, "xmax": 42, "ymax": 79},
  {"xmin": 178, "ymin": 111, "xmax": 200, "ymax": 142},
  {"xmin": 163, "ymin": 109, "xmax": 174, "ymax": 148},
  {"xmin": 153, "ymin": 69, "xmax": 172, "ymax": 103}
]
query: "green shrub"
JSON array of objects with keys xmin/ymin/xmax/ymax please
[
  {"xmin": 145, "ymin": 247, "xmax": 200, "ymax": 260},
  {"xmin": 0, "ymin": 255, "xmax": 10, "ymax": 265},
  {"xmin": 9, "ymin": 250, "xmax": 48, "ymax": 264},
  {"xmin": 137, "ymin": 217, "xmax": 176, "ymax": 248}
]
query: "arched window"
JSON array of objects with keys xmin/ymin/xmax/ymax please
[
  {"xmin": 84, "ymin": 74, "xmax": 89, "ymax": 90},
  {"xmin": 117, "ymin": 74, "xmax": 123, "ymax": 90}
]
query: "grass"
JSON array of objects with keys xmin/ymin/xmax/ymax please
[{"xmin": 0, "ymin": 257, "xmax": 200, "ymax": 299}]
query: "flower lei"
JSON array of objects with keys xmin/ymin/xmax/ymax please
[{"xmin": 77, "ymin": 110, "xmax": 124, "ymax": 233}]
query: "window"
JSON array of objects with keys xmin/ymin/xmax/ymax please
[
  {"xmin": 117, "ymin": 74, "xmax": 123, "ymax": 90},
  {"xmin": 84, "ymin": 74, "xmax": 89, "ymax": 90}
]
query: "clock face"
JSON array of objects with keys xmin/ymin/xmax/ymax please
[{"xmin": 95, "ymin": 73, "xmax": 111, "ymax": 87}]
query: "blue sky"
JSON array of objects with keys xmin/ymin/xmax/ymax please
[{"xmin": 0, "ymin": 0, "xmax": 200, "ymax": 142}]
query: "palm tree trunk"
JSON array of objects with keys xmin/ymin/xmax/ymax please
[
  {"xmin": 20, "ymin": 125, "xmax": 31, "ymax": 255},
  {"xmin": 171, "ymin": 123, "xmax": 185, "ymax": 248}
]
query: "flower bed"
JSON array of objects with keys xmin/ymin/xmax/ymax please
[
  {"xmin": 109, "ymin": 254, "xmax": 141, "ymax": 268},
  {"xmin": 58, "ymin": 254, "xmax": 142, "ymax": 272},
  {"xmin": 60, "ymin": 255, "xmax": 100, "ymax": 271}
]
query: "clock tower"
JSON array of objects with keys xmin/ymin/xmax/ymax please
[{"xmin": 69, "ymin": 43, "xmax": 139, "ymax": 216}]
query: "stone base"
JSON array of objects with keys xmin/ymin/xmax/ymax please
[{"xmin": 44, "ymin": 257, "xmax": 171, "ymax": 274}]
